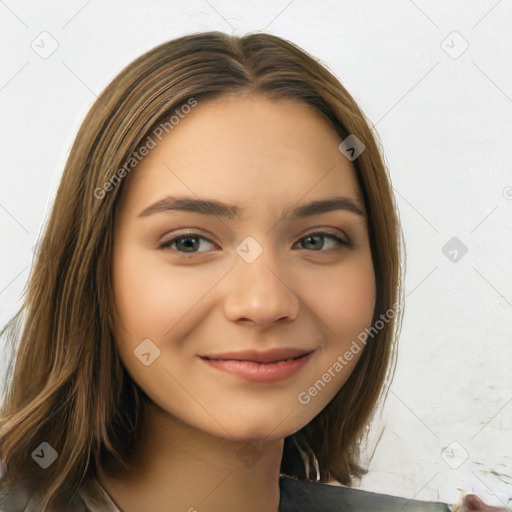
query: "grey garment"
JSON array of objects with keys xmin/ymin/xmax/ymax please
[
  {"xmin": 278, "ymin": 475, "xmax": 454, "ymax": 511},
  {"xmin": 0, "ymin": 475, "xmax": 454, "ymax": 511},
  {"xmin": 0, "ymin": 481, "xmax": 92, "ymax": 512}
]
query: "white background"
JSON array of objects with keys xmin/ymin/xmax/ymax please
[{"xmin": 1, "ymin": 1, "xmax": 511, "ymax": 508}]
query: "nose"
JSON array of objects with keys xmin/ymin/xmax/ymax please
[{"xmin": 223, "ymin": 248, "xmax": 300, "ymax": 328}]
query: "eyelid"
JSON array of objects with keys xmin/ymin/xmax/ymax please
[
  {"xmin": 158, "ymin": 229, "xmax": 219, "ymax": 249},
  {"xmin": 298, "ymin": 228, "xmax": 350, "ymax": 245}
]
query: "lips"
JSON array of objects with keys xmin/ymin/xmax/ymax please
[
  {"xmin": 199, "ymin": 348, "xmax": 315, "ymax": 383},
  {"xmin": 199, "ymin": 347, "xmax": 315, "ymax": 364}
]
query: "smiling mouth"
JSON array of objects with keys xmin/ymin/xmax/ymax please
[
  {"xmin": 199, "ymin": 350, "xmax": 315, "ymax": 383},
  {"xmin": 199, "ymin": 347, "xmax": 316, "ymax": 365},
  {"xmin": 201, "ymin": 353, "xmax": 311, "ymax": 364}
]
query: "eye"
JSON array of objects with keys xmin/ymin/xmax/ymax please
[
  {"xmin": 159, "ymin": 232, "xmax": 217, "ymax": 253},
  {"xmin": 159, "ymin": 230, "xmax": 349, "ymax": 255},
  {"xmin": 293, "ymin": 231, "xmax": 350, "ymax": 251}
]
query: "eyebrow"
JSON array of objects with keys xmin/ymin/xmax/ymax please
[{"xmin": 137, "ymin": 195, "xmax": 365, "ymax": 221}]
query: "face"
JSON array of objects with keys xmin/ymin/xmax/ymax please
[{"xmin": 111, "ymin": 94, "xmax": 376, "ymax": 442}]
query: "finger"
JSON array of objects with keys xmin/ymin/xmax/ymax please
[{"xmin": 463, "ymin": 494, "xmax": 509, "ymax": 511}]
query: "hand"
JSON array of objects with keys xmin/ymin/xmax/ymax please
[{"xmin": 462, "ymin": 494, "xmax": 509, "ymax": 511}]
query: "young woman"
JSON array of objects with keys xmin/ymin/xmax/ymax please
[{"xmin": 0, "ymin": 31, "xmax": 506, "ymax": 512}]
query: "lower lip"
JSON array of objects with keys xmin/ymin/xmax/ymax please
[{"xmin": 200, "ymin": 352, "xmax": 314, "ymax": 383}]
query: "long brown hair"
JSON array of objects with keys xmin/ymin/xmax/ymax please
[{"xmin": 0, "ymin": 31, "xmax": 404, "ymax": 509}]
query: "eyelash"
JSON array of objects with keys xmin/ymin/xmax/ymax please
[{"xmin": 158, "ymin": 230, "xmax": 350, "ymax": 255}]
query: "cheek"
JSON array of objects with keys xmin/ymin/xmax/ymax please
[
  {"xmin": 113, "ymin": 250, "xmax": 151, "ymax": 334},
  {"xmin": 111, "ymin": 244, "xmax": 174, "ymax": 353},
  {"xmin": 328, "ymin": 269, "xmax": 375, "ymax": 337},
  {"xmin": 308, "ymin": 254, "xmax": 376, "ymax": 339},
  {"xmin": 292, "ymin": 255, "xmax": 375, "ymax": 411},
  {"xmin": 112, "ymin": 246, "xmax": 185, "ymax": 336}
]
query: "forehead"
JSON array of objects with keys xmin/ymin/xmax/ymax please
[{"xmin": 118, "ymin": 94, "xmax": 364, "ymax": 216}]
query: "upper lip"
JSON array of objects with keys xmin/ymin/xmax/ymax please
[{"xmin": 200, "ymin": 348, "xmax": 315, "ymax": 364}]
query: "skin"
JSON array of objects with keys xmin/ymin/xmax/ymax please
[
  {"xmin": 100, "ymin": 93, "xmax": 377, "ymax": 512},
  {"xmin": 462, "ymin": 495, "xmax": 509, "ymax": 511}
]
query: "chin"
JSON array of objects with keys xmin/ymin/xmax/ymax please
[{"xmin": 206, "ymin": 414, "xmax": 305, "ymax": 443}]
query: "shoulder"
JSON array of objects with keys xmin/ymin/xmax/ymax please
[
  {"xmin": 278, "ymin": 475, "xmax": 453, "ymax": 512},
  {"xmin": 0, "ymin": 479, "xmax": 33, "ymax": 512},
  {"xmin": 0, "ymin": 480, "xmax": 89, "ymax": 512}
]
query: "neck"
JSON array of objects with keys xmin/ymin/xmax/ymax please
[{"xmin": 98, "ymin": 401, "xmax": 282, "ymax": 512}]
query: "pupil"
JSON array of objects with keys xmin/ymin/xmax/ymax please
[
  {"xmin": 178, "ymin": 237, "xmax": 198, "ymax": 252},
  {"xmin": 304, "ymin": 235, "xmax": 323, "ymax": 250}
]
